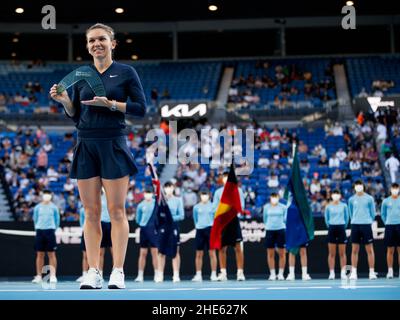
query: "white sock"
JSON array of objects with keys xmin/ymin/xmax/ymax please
[
  {"xmin": 351, "ymin": 267, "xmax": 357, "ymax": 274},
  {"xmin": 369, "ymin": 268, "xmax": 375, "ymax": 274},
  {"xmin": 289, "ymin": 266, "xmax": 295, "ymax": 275},
  {"xmin": 278, "ymin": 268, "xmax": 284, "ymax": 276},
  {"xmin": 220, "ymin": 268, "xmax": 227, "ymax": 274},
  {"xmin": 113, "ymin": 268, "xmax": 123, "ymax": 274},
  {"xmin": 270, "ymin": 269, "xmax": 276, "ymax": 277},
  {"xmin": 196, "ymin": 271, "xmax": 202, "ymax": 276},
  {"xmin": 88, "ymin": 267, "xmax": 97, "ymax": 273},
  {"xmin": 211, "ymin": 271, "xmax": 217, "ymax": 277},
  {"xmin": 173, "ymin": 271, "xmax": 180, "ymax": 278},
  {"xmin": 237, "ymin": 269, "xmax": 244, "ymax": 275},
  {"xmin": 388, "ymin": 268, "xmax": 393, "ymax": 274},
  {"xmin": 329, "ymin": 269, "xmax": 335, "ymax": 275},
  {"xmin": 138, "ymin": 270, "xmax": 144, "ymax": 277},
  {"xmin": 82, "ymin": 271, "xmax": 87, "ymax": 276},
  {"xmin": 302, "ymin": 267, "xmax": 308, "ymax": 275},
  {"xmin": 99, "ymin": 270, "xmax": 103, "ymax": 277}
]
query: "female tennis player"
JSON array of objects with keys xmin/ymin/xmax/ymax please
[{"xmin": 50, "ymin": 23, "xmax": 146, "ymax": 289}]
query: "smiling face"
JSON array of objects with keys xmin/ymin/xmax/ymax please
[{"xmin": 86, "ymin": 28, "xmax": 116, "ymax": 61}]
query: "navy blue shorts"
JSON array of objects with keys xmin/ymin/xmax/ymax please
[
  {"xmin": 100, "ymin": 222, "xmax": 112, "ymax": 248},
  {"xmin": 35, "ymin": 229, "xmax": 57, "ymax": 252},
  {"xmin": 195, "ymin": 227, "xmax": 212, "ymax": 251},
  {"xmin": 80, "ymin": 222, "xmax": 112, "ymax": 250},
  {"xmin": 351, "ymin": 224, "xmax": 373, "ymax": 245},
  {"xmin": 264, "ymin": 229, "xmax": 286, "ymax": 249},
  {"xmin": 221, "ymin": 217, "xmax": 243, "ymax": 247},
  {"xmin": 140, "ymin": 225, "xmax": 159, "ymax": 248},
  {"xmin": 327, "ymin": 225, "xmax": 348, "ymax": 244},
  {"xmin": 70, "ymin": 135, "xmax": 138, "ymax": 180},
  {"xmin": 384, "ymin": 224, "xmax": 400, "ymax": 247}
]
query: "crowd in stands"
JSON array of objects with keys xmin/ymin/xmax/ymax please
[
  {"xmin": 228, "ymin": 59, "xmax": 335, "ymax": 110},
  {"xmin": 0, "ymin": 125, "xmax": 152, "ymax": 222}
]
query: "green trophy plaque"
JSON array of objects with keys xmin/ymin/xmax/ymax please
[{"xmin": 56, "ymin": 66, "xmax": 106, "ymax": 96}]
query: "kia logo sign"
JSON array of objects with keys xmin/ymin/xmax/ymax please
[{"xmin": 161, "ymin": 103, "xmax": 207, "ymax": 118}]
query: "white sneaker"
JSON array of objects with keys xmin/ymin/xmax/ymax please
[
  {"xmin": 134, "ymin": 275, "xmax": 144, "ymax": 282},
  {"xmin": 268, "ymin": 274, "xmax": 277, "ymax": 281},
  {"xmin": 386, "ymin": 272, "xmax": 394, "ymax": 279},
  {"xmin": 302, "ymin": 273, "xmax": 312, "ymax": 281},
  {"xmin": 80, "ymin": 268, "xmax": 103, "ymax": 289},
  {"xmin": 217, "ymin": 273, "xmax": 228, "ymax": 281},
  {"xmin": 237, "ymin": 272, "xmax": 246, "ymax": 281},
  {"xmin": 50, "ymin": 276, "xmax": 57, "ymax": 283},
  {"xmin": 328, "ymin": 273, "xmax": 335, "ymax": 280},
  {"xmin": 341, "ymin": 272, "xmax": 348, "ymax": 280},
  {"xmin": 349, "ymin": 272, "xmax": 357, "ymax": 280},
  {"xmin": 210, "ymin": 274, "xmax": 219, "ymax": 281},
  {"xmin": 286, "ymin": 273, "xmax": 295, "ymax": 281},
  {"xmin": 277, "ymin": 274, "xmax": 285, "ymax": 281},
  {"xmin": 76, "ymin": 274, "xmax": 86, "ymax": 282},
  {"xmin": 108, "ymin": 269, "xmax": 126, "ymax": 289},
  {"xmin": 32, "ymin": 275, "xmax": 42, "ymax": 284},
  {"xmin": 172, "ymin": 275, "xmax": 181, "ymax": 283},
  {"xmin": 369, "ymin": 272, "xmax": 378, "ymax": 280},
  {"xmin": 192, "ymin": 274, "xmax": 202, "ymax": 282}
]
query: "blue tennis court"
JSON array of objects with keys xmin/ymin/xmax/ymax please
[{"xmin": 0, "ymin": 278, "xmax": 399, "ymax": 300}]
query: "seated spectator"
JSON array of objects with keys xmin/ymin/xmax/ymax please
[
  {"xmin": 63, "ymin": 178, "xmax": 75, "ymax": 192},
  {"xmin": 312, "ymin": 144, "xmax": 327, "ymax": 158},
  {"xmin": 318, "ymin": 155, "xmax": 329, "ymax": 167},
  {"xmin": 258, "ymin": 157, "xmax": 270, "ymax": 168},
  {"xmin": 332, "ymin": 122, "xmax": 344, "ymax": 136},
  {"xmin": 267, "ymin": 174, "xmax": 279, "ymax": 189},
  {"xmin": 310, "ymin": 179, "xmax": 321, "ymax": 195},
  {"xmin": 36, "ymin": 148, "xmax": 48, "ymax": 172},
  {"xmin": 42, "ymin": 139, "xmax": 53, "ymax": 153},
  {"xmin": 320, "ymin": 174, "xmax": 332, "ymax": 187},
  {"xmin": 332, "ymin": 169, "xmax": 342, "ymax": 181},
  {"xmin": 336, "ymin": 148, "xmax": 347, "ymax": 162},
  {"xmin": 349, "ymin": 159, "xmax": 361, "ymax": 171},
  {"xmin": 297, "ymin": 140, "xmax": 308, "ymax": 153},
  {"xmin": 328, "ymin": 154, "xmax": 340, "ymax": 168},
  {"xmin": 47, "ymin": 165, "xmax": 59, "ymax": 182}
]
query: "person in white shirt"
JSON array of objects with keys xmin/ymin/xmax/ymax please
[
  {"xmin": 350, "ymin": 159, "xmax": 361, "ymax": 171},
  {"xmin": 329, "ymin": 154, "xmax": 340, "ymax": 168},
  {"xmin": 267, "ymin": 174, "xmax": 280, "ymax": 189},
  {"xmin": 332, "ymin": 122, "xmax": 343, "ymax": 136},
  {"xmin": 385, "ymin": 154, "xmax": 400, "ymax": 183},
  {"xmin": 376, "ymin": 123, "xmax": 387, "ymax": 143},
  {"xmin": 47, "ymin": 165, "xmax": 59, "ymax": 182},
  {"xmin": 336, "ymin": 148, "xmax": 347, "ymax": 162}
]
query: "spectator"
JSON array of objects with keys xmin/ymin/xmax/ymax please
[
  {"xmin": 63, "ymin": 178, "xmax": 75, "ymax": 193},
  {"xmin": 318, "ymin": 155, "xmax": 329, "ymax": 167},
  {"xmin": 336, "ymin": 148, "xmax": 347, "ymax": 162},
  {"xmin": 36, "ymin": 148, "xmax": 48, "ymax": 172},
  {"xmin": 376, "ymin": 123, "xmax": 387, "ymax": 143},
  {"xmin": 349, "ymin": 159, "xmax": 361, "ymax": 171},
  {"xmin": 46, "ymin": 165, "xmax": 59, "ymax": 182},
  {"xmin": 328, "ymin": 154, "xmax": 340, "ymax": 168},
  {"xmin": 332, "ymin": 122, "xmax": 343, "ymax": 136},
  {"xmin": 267, "ymin": 174, "xmax": 280, "ymax": 189},
  {"xmin": 43, "ymin": 139, "xmax": 53, "ymax": 153},
  {"xmin": 310, "ymin": 179, "xmax": 321, "ymax": 195}
]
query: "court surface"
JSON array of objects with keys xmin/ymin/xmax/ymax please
[{"xmin": 0, "ymin": 277, "xmax": 399, "ymax": 300}]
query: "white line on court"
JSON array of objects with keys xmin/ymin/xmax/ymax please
[{"xmin": 267, "ymin": 286, "xmax": 332, "ymax": 290}]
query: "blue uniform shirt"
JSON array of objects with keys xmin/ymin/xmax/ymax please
[
  {"xmin": 324, "ymin": 202, "xmax": 350, "ymax": 227},
  {"xmin": 79, "ymin": 207, "xmax": 85, "ymax": 227},
  {"xmin": 100, "ymin": 193, "xmax": 111, "ymax": 223},
  {"xmin": 193, "ymin": 201, "xmax": 214, "ymax": 229},
  {"xmin": 166, "ymin": 196, "xmax": 185, "ymax": 222},
  {"xmin": 136, "ymin": 200, "xmax": 156, "ymax": 227},
  {"xmin": 33, "ymin": 202, "xmax": 60, "ymax": 230},
  {"xmin": 263, "ymin": 203, "xmax": 287, "ymax": 230},
  {"xmin": 66, "ymin": 61, "xmax": 146, "ymax": 137},
  {"xmin": 212, "ymin": 186, "xmax": 245, "ymax": 214},
  {"xmin": 381, "ymin": 196, "xmax": 400, "ymax": 225},
  {"xmin": 348, "ymin": 193, "xmax": 376, "ymax": 224}
]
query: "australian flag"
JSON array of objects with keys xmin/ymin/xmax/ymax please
[{"xmin": 147, "ymin": 163, "xmax": 178, "ymax": 258}]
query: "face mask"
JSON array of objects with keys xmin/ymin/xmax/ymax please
[
  {"xmin": 332, "ymin": 194, "xmax": 341, "ymax": 201},
  {"xmin": 355, "ymin": 185, "xmax": 364, "ymax": 193},
  {"xmin": 42, "ymin": 194, "xmax": 52, "ymax": 202},
  {"xmin": 164, "ymin": 187, "xmax": 174, "ymax": 196},
  {"xmin": 200, "ymin": 194, "xmax": 210, "ymax": 202},
  {"xmin": 391, "ymin": 188, "xmax": 400, "ymax": 196},
  {"xmin": 270, "ymin": 197, "xmax": 279, "ymax": 205},
  {"xmin": 144, "ymin": 193, "xmax": 153, "ymax": 201},
  {"xmin": 222, "ymin": 176, "xmax": 228, "ymax": 184}
]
